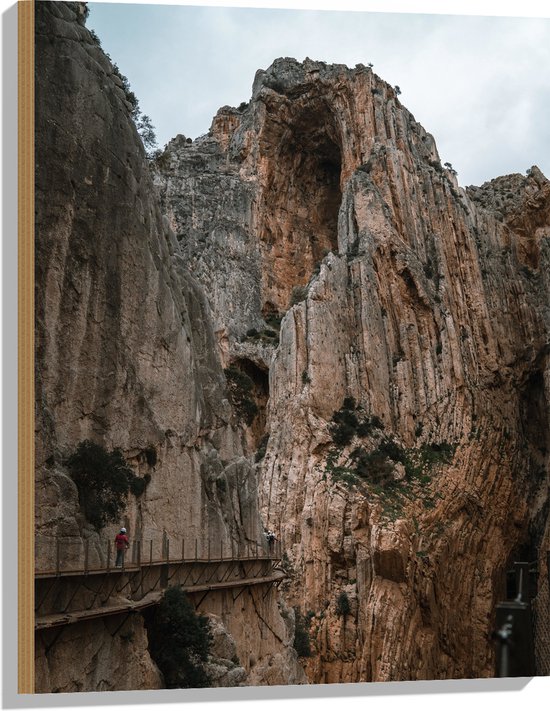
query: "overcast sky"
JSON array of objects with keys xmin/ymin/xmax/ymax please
[{"xmin": 87, "ymin": 1, "xmax": 550, "ymax": 186}]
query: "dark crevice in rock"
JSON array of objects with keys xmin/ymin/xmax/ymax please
[
  {"xmin": 520, "ymin": 367, "xmax": 549, "ymax": 462},
  {"xmin": 229, "ymin": 358, "xmax": 269, "ymax": 447},
  {"xmin": 258, "ymin": 100, "xmax": 343, "ymax": 312}
]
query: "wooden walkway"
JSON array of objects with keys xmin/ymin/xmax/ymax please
[
  {"xmin": 35, "ymin": 540, "xmax": 285, "ymax": 631},
  {"xmin": 35, "ymin": 570, "xmax": 286, "ymax": 630}
]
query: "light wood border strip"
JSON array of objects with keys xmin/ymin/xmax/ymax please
[{"xmin": 18, "ymin": 0, "xmax": 35, "ymax": 695}]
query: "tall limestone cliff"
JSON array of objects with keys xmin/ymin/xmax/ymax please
[
  {"xmin": 35, "ymin": 2, "xmax": 304, "ymax": 692},
  {"xmin": 155, "ymin": 58, "xmax": 550, "ymax": 681},
  {"xmin": 36, "ymin": 0, "xmax": 550, "ymax": 691}
]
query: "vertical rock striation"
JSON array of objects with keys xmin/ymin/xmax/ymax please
[{"xmin": 157, "ymin": 58, "xmax": 550, "ymax": 681}]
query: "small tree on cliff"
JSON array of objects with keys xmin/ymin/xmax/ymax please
[
  {"xmin": 145, "ymin": 587, "xmax": 213, "ymax": 688},
  {"xmin": 444, "ymin": 161, "xmax": 457, "ymax": 176},
  {"xmin": 336, "ymin": 591, "xmax": 351, "ymax": 618},
  {"xmin": 105, "ymin": 59, "xmax": 160, "ymax": 158},
  {"xmin": 135, "ymin": 112, "xmax": 159, "ymax": 156}
]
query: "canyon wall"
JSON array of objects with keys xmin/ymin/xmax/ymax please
[
  {"xmin": 156, "ymin": 59, "xmax": 550, "ymax": 681},
  {"xmin": 35, "ymin": 2, "xmax": 304, "ymax": 691},
  {"xmin": 36, "ymin": 0, "xmax": 550, "ymax": 691}
]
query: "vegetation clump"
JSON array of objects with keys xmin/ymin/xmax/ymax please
[
  {"xmin": 324, "ymin": 410, "xmax": 456, "ymax": 521},
  {"xmin": 350, "ymin": 445, "xmax": 394, "ymax": 485},
  {"xmin": 145, "ymin": 587, "xmax": 213, "ymax": 688},
  {"xmin": 419, "ymin": 441, "xmax": 455, "ymax": 464},
  {"xmin": 244, "ymin": 326, "xmax": 280, "ymax": 345},
  {"xmin": 224, "ymin": 366, "xmax": 258, "ymax": 425},
  {"xmin": 66, "ymin": 440, "xmax": 148, "ymax": 530},
  {"xmin": 86, "ymin": 25, "xmax": 160, "ymax": 160},
  {"xmin": 144, "ymin": 445, "xmax": 157, "ymax": 467},
  {"xmin": 330, "ymin": 398, "xmax": 383, "ymax": 446},
  {"xmin": 331, "ymin": 467, "xmax": 359, "ymax": 486},
  {"xmin": 293, "ymin": 608, "xmax": 312, "ymax": 658},
  {"xmin": 349, "ymin": 436, "xmax": 455, "ymax": 486},
  {"xmin": 129, "ymin": 476, "xmax": 148, "ymax": 497},
  {"xmin": 289, "ymin": 285, "xmax": 308, "ymax": 307},
  {"xmin": 444, "ymin": 161, "xmax": 457, "ymax": 176},
  {"xmin": 265, "ymin": 313, "xmax": 283, "ymax": 331},
  {"xmin": 336, "ymin": 591, "xmax": 351, "ymax": 617},
  {"xmin": 108, "ymin": 62, "xmax": 159, "ymax": 157}
]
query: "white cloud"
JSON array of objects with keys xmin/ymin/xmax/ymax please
[{"xmin": 87, "ymin": 2, "xmax": 550, "ymax": 185}]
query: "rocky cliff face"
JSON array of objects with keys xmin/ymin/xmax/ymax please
[
  {"xmin": 155, "ymin": 58, "xmax": 550, "ymax": 682},
  {"xmin": 35, "ymin": 2, "xmax": 304, "ymax": 691},
  {"xmin": 36, "ymin": 0, "xmax": 549, "ymax": 690}
]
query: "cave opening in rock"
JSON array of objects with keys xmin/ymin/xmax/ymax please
[
  {"xmin": 228, "ymin": 358, "xmax": 269, "ymax": 446},
  {"xmin": 259, "ymin": 102, "xmax": 343, "ymax": 314}
]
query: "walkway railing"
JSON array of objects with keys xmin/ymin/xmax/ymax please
[
  {"xmin": 35, "ymin": 534, "xmax": 285, "ymax": 629},
  {"xmin": 35, "ymin": 535, "xmax": 282, "ymax": 577}
]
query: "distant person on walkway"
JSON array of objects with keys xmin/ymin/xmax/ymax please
[
  {"xmin": 115, "ymin": 527, "xmax": 129, "ymax": 567},
  {"xmin": 265, "ymin": 529, "xmax": 275, "ymax": 553}
]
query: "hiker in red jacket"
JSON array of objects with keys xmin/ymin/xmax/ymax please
[{"xmin": 115, "ymin": 527, "xmax": 129, "ymax": 567}]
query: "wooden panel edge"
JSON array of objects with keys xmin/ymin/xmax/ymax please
[{"xmin": 18, "ymin": 0, "xmax": 35, "ymax": 695}]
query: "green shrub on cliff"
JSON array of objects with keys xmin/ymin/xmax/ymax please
[
  {"xmin": 66, "ymin": 440, "xmax": 147, "ymax": 530},
  {"xmin": 336, "ymin": 591, "xmax": 351, "ymax": 617},
  {"xmin": 330, "ymin": 399, "xmax": 384, "ymax": 446},
  {"xmin": 244, "ymin": 326, "xmax": 279, "ymax": 345},
  {"xmin": 265, "ymin": 312, "xmax": 283, "ymax": 330},
  {"xmin": 145, "ymin": 587, "xmax": 213, "ymax": 688},
  {"xmin": 105, "ymin": 56, "xmax": 159, "ymax": 158},
  {"xmin": 350, "ymin": 445, "xmax": 394, "ymax": 484},
  {"xmin": 293, "ymin": 608, "xmax": 312, "ymax": 657}
]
